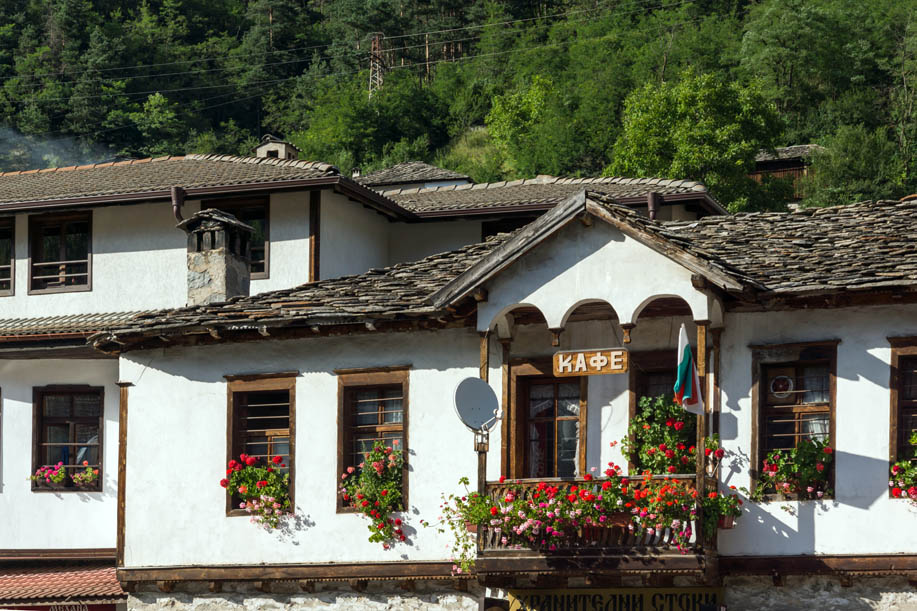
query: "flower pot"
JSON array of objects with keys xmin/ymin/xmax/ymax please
[
  {"xmin": 464, "ymin": 522, "xmax": 479, "ymax": 534},
  {"xmin": 606, "ymin": 511, "xmax": 633, "ymax": 528},
  {"xmin": 717, "ymin": 515, "xmax": 735, "ymax": 529},
  {"xmin": 33, "ymin": 479, "xmax": 68, "ymax": 490}
]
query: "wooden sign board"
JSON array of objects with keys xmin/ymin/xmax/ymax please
[
  {"xmin": 508, "ymin": 587, "xmax": 723, "ymax": 611},
  {"xmin": 553, "ymin": 348, "xmax": 628, "ymax": 377}
]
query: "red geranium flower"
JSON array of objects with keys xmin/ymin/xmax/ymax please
[
  {"xmin": 714, "ymin": 448, "xmax": 725, "ymax": 458},
  {"xmin": 362, "ymin": 500, "xmax": 370, "ymax": 507},
  {"xmin": 665, "ymin": 450, "xmax": 675, "ymax": 459},
  {"xmin": 892, "ymin": 487, "xmax": 902, "ymax": 498},
  {"xmin": 665, "ymin": 418, "xmax": 674, "ymax": 427},
  {"xmin": 245, "ymin": 456, "xmax": 257, "ymax": 466},
  {"xmin": 674, "ymin": 421, "xmax": 684, "ymax": 431},
  {"xmin": 823, "ymin": 447, "xmax": 833, "ymax": 454},
  {"xmin": 272, "ymin": 456, "xmax": 283, "ymax": 464},
  {"xmin": 256, "ymin": 480, "xmax": 267, "ymax": 489},
  {"xmin": 666, "ymin": 466, "xmax": 676, "ymax": 473},
  {"xmin": 499, "ymin": 475, "xmax": 506, "ymax": 483},
  {"xmin": 219, "ymin": 478, "xmax": 229, "ymax": 488},
  {"xmin": 490, "ymin": 506, "xmax": 498, "ymax": 516},
  {"xmin": 395, "ymin": 518, "xmax": 402, "ymax": 526},
  {"xmin": 816, "ymin": 462, "xmax": 825, "ymax": 472},
  {"xmin": 381, "ymin": 489, "xmax": 388, "ymax": 497}
]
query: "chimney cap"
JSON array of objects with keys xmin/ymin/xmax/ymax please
[
  {"xmin": 252, "ymin": 133, "xmax": 302, "ymax": 153},
  {"xmin": 178, "ymin": 208, "xmax": 255, "ymax": 234}
]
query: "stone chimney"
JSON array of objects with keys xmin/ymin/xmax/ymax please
[
  {"xmin": 178, "ymin": 209, "xmax": 253, "ymax": 306},
  {"xmin": 252, "ymin": 134, "xmax": 300, "ymax": 160}
]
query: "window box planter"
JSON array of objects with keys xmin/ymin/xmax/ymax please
[{"xmin": 717, "ymin": 515, "xmax": 735, "ymax": 529}]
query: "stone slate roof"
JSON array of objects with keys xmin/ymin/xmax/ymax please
[
  {"xmin": 755, "ymin": 144, "xmax": 823, "ymax": 163},
  {"xmin": 92, "ymin": 235, "xmax": 509, "ymax": 342},
  {"xmin": 0, "ymin": 154, "xmax": 337, "ymax": 205},
  {"xmin": 358, "ymin": 161, "xmax": 470, "ymax": 187},
  {"xmin": 0, "ymin": 311, "xmax": 147, "ymax": 339},
  {"xmin": 388, "ymin": 175, "xmax": 721, "ymax": 215},
  {"xmin": 661, "ymin": 199, "xmax": 917, "ymax": 295}
]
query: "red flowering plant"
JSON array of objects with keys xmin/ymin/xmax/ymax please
[
  {"xmin": 628, "ymin": 472, "xmax": 698, "ymax": 551},
  {"xmin": 889, "ymin": 433, "xmax": 917, "ymax": 505},
  {"xmin": 752, "ymin": 438, "xmax": 834, "ymax": 501},
  {"xmin": 424, "ymin": 476, "xmax": 494, "ymax": 574},
  {"xmin": 29, "ymin": 462, "xmax": 67, "ymax": 486},
  {"xmin": 623, "ymin": 395, "xmax": 698, "ymax": 475},
  {"xmin": 71, "ymin": 461, "xmax": 100, "ymax": 487},
  {"xmin": 339, "ymin": 440, "xmax": 405, "ymax": 547},
  {"xmin": 700, "ymin": 486, "xmax": 743, "ymax": 539},
  {"xmin": 221, "ymin": 453, "xmax": 291, "ymax": 529}
]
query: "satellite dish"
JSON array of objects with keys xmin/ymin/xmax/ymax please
[{"xmin": 453, "ymin": 377, "xmax": 500, "ymax": 432}]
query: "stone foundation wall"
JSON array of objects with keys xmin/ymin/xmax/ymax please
[
  {"xmin": 129, "ymin": 581, "xmax": 482, "ymax": 611},
  {"xmin": 723, "ymin": 576, "xmax": 917, "ymax": 611}
]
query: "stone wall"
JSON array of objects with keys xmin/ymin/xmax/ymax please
[
  {"xmin": 724, "ymin": 576, "xmax": 917, "ymax": 611},
  {"xmin": 129, "ymin": 581, "xmax": 483, "ymax": 611}
]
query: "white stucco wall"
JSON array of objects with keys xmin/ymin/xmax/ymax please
[
  {"xmin": 388, "ymin": 220, "xmax": 483, "ymax": 266},
  {"xmin": 717, "ymin": 305, "xmax": 917, "ymax": 557},
  {"xmin": 249, "ymin": 191, "xmax": 311, "ymax": 294},
  {"xmin": 0, "ymin": 358, "xmax": 119, "ymax": 548},
  {"xmin": 320, "ymin": 192, "xmax": 390, "ymax": 279},
  {"xmin": 120, "ymin": 328, "xmax": 482, "ymax": 568}
]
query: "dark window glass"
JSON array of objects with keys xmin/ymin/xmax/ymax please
[
  {"xmin": 897, "ymin": 356, "xmax": 917, "ymax": 464},
  {"xmin": 523, "ymin": 379, "xmax": 580, "ymax": 478},
  {"xmin": 34, "ymin": 389, "xmax": 103, "ymax": 490},
  {"xmin": 0, "ymin": 219, "xmax": 11, "ymax": 293},
  {"xmin": 761, "ymin": 361, "xmax": 831, "ymax": 453},
  {"xmin": 209, "ymin": 201, "xmax": 268, "ymax": 276},
  {"xmin": 30, "ymin": 214, "xmax": 90, "ymax": 291},
  {"xmin": 344, "ymin": 386, "xmax": 404, "ymax": 471}
]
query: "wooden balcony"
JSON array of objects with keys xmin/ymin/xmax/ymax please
[{"xmin": 475, "ymin": 476, "xmax": 711, "ymax": 580}]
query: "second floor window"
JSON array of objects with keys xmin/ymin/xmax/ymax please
[
  {"xmin": 761, "ymin": 360, "xmax": 832, "ymax": 452},
  {"xmin": 522, "ymin": 378, "xmax": 581, "ymax": 478},
  {"xmin": 29, "ymin": 212, "xmax": 91, "ymax": 292},
  {"xmin": 0, "ymin": 217, "xmax": 11, "ymax": 294},
  {"xmin": 893, "ymin": 351, "xmax": 917, "ymax": 469},
  {"xmin": 33, "ymin": 387, "xmax": 103, "ymax": 492}
]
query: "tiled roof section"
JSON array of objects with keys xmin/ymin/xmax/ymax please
[
  {"xmin": 0, "ymin": 155, "xmax": 338, "ymax": 204},
  {"xmin": 661, "ymin": 199, "xmax": 917, "ymax": 294},
  {"xmin": 755, "ymin": 144, "xmax": 823, "ymax": 162},
  {"xmin": 358, "ymin": 161, "xmax": 470, "ymax": 187},
  {"xmin": 388, "ymin": 175, "xmax": 712, "ymax": 214},
  {"xmin": 0, "ymin": 564, "xmax": 126, "ymax": 604},
  {"xmin": 0, "ymin": 311, "xmax": 147, "ymax": 338},
  {"xmin": 100, "ymin": 235, "xmax": 511, "ymax": 337}
]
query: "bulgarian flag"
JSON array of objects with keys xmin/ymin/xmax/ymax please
[{"xmin": 674, "ymin": 323, "xmax": 704, "ymax": 415}]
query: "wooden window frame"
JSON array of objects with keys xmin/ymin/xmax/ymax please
[
  {"xmin": 28, "ymin": 211, "xmax": 92, "ymax": 295},
  {"xmin": 336, "ymin": 366, "xmax": 410, "ymax": 514},
  {"xmin": 507, "ymin": 359, "xmax": 587, "ymax": 480},
  {"xmin": 750, "ymin": 340, "xmax": 838, "ymax": 499},
  {"xmin": 206, "ymin": 196, "xmax": 270, "ymax": 280},
  {"xmin": 225, "ymin": 372, "xmax": 297, "ymax": 516},
  {"xmin": 31, "ymin": 385, "xmax": 104, "ymax": 493},
  {"xmin": 890, "ymin": 338, "xmax": 917, "ymax": 496},
  {"xmin": 0, "ymin": 216, "xmax": 13, "ymax": 296},
  {"xmin": 627, "ymin": 350, "xmax": 677, "ymax": 473}
]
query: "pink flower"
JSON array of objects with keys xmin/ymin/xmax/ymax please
[
  {"xmin": 238, "ymin": 485, "xmax": 248, "ymax": 494},
  {"xmin": 347, "ymin": 466, "xmax": 355, "ymax": 474}
]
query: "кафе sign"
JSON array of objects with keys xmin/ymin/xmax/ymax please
[
  {"xmin": 508, "ymin": 588, "xmax": 723, "ymax": 611},
  {"xmin": 553, "ymin": 348, "xmax": 629, "ymax": 377}
]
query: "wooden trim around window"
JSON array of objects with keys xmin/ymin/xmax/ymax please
[
  {"xmin": 508, "ymin": 359, "xmax": 587, "ymax": 480},
  {"xmin": 890, "ymin": 341, "xmax": 917, "ymax": 473},
  {"xmin": 226, "ymin": 375, "xmax": 297, "ymax": 516},
  {"xmin": 27, "ymin": 211, "xmax": 92, "ymax": 295},
  {"xmin": 205, "ymin": 196, "xmax": 270, "ymax": 280},
  {"xmin": 0, "ymin": 216, "xmax": 13, "ymax": 297},
  {"xmin": 309, "ymin": 190, "xmax": 320, "ymax": 282},
  {"xmin": 336, "ymin": 367, "xmax": 410, "ymax": 513},
  {"xmin": 31, "ymin": 385, "xmax": 104, "ymax": 493},
  {"xmin": 116, "ymin": 382, "xmax": 132, "ymax": 567},
  {"xmin": 750, "ymin": 341, "xmax": 837, "ymax": 497}
]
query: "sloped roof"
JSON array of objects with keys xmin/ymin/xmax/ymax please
[
  {"xmin": 90, "ymin": 235, "xmax": 510, "ymax": 347},
  {"xmin": 662, "ymin": 199, "xmax": 917, "ymax": 295},
  {"xmin": 0, "ymin": 311, "xmax": 147, "ymax": 339},
  {"xmin": 0, "ymin": 154, "xmax": 337, "ymax": 206},
  {"xmin": 388, "ymin": 175, "xmax": 725, "ymax": 216},
  {"xmin": 0, "ymin": 564, "xmax": 125, "ymax": 605},
  {"xmin": 755, "ymin": 144, "xmax": 823, "ymax": 163},
  {"xmin": 358, "ymin": 161, "xmax": 470, "ymax": 187}
]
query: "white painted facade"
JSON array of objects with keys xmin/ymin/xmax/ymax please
[
  {"xmin": 115, "ymin": 216, "xmax": 917, "ymax": 570},
  {"xmin": 0, "ymin": 358, "xmax": 119, "ymax": 549}
]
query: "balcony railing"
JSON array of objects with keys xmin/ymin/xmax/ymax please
[{"xmin": 480, "ymin": 475, "xmax": 701, "ymax": 555}]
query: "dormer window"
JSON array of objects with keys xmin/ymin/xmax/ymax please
[
  {"xmin": 29, "ymin": 212, "xmax": 91, "ymax": 293},
  {"xmin": 0, "ymin": 217, "xmax": 12, "ymax": 295},
  {"xmin": 207, "ymin": 198, "xmax": 269, "ymax": 279}
]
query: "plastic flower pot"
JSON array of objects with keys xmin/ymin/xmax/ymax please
[
  {"xmin": 717, "ymin": 515, "xmax": 735, "ymax": 529},
  {"xmin": 464, "ymin": 522, "xmax": 479, "ymax": 534}
]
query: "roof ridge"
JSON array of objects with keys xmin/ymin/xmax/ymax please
[
  {"xmin": 0, "ymin": 156, "xmax": 185, "ymax": 177},
  {"xmin": 184, "ymin": 154, "xmax": 338, "ymax": 174},
  {"xmin": 387, "ymin": 174, "xmax": 707, "ymax": 196}
]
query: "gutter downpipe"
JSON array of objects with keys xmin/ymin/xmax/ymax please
[{"xmin": 171, "ymin": 186, "xmax": 186, "ymax": 222}]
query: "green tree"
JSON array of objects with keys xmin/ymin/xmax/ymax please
[{"xmin": 608, "ymin": 71, "xmax": 786, "ymax": 212}]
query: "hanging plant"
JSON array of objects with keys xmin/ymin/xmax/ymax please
[
  {"xmin": 220, "ymin": 454, "xmax": 291, "ymax": 529},
  {"xmin": 700, "ymin": 487, "xmax": 743, "ymax": 539},
  {"xmin": 71, "ymin": 461, "xmax": 99, "ymax": 488},
  {"xmin": 752, "ymin": 438, "xmax": 834, "ymax": 501},
  {"xmin": 890, "ymin": 433, "xmax": 917, "ymax": 505},
  {"xmin": 339, "ymin": 440, "xmax": 405, "ymax": 548},
  {"xmin": 623, "ymin": 395, "xmax": 698, "ymax": 474}
]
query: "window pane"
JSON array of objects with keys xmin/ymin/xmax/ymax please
[
  {"xmin": 557, "ymin": 419, "xmax": 579, "ymax": 477},
  {"xmin": 64, "ymin": 221, "xmax": 89, "ymax": 261},
  {"xmin": 37, "ymin": 226, "xmax": 61, "ymax": 263},
  {"xmin": 43, "ymin": 395, "xmax": 71, "ymax": 417},
  {"xmin": 902, "ymin": 357, "xmax": 917, "ymax": 401},
  {"xmin": 643, "ymin": 372, "xmax": 676, "ymax": 400},
  {"xmin": 557, "ymin": 383, "xmax": 580, "ymax": 417},
  {"xmin": 75, "ymin": 423, "xmax": 99, "ymax": 466},
  {"xmin": 73, "ymin": 394, "xmax": 101, "ymax": 417},
  {"xmin": 528, "ymin": 384, "xmax": 554, "ymax": 419},
  {"xmin": 243, "ymin": 390, "xmax": 290, "ymax": 431},
  {"xmin": 527, "ymin": 420, "xmax": 554, "ymax": 478},
  {"xmin": 244, "ymin": 436, "xmax": 269, "ymax": 459},
  {"xmin": 44, "ymin": 424, "xmax": 70, "ymax": 465},
  {"xmin": 764, "ymin": 415, "xmax": 796, "ymax": 450},
  {"xmin": 801, "ymin": 365, "xmax": 829, "ymax": 403},
  {"xmin": 800, "ymin": 413, "xmax": 829, "ymax": 441},
  {"xmin": 0, "ymin": 220, "xmax": 11, "ymax": 291}
]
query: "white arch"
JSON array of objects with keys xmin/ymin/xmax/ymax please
[
  {"xmin": 558, "ymin": 298, "xmax": 619, "ymax": 329},
  {"xmin": 630, "ymin": 294, "xmax": 696, "ymax": 323}
]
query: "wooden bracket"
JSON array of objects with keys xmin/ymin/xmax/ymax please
[
  {"xmin": 452, "ymin": 578, "xmax": 469, "ymax": 592},
  {"xmin": 585, "ymin": 574, "xmax": 621, "ymax": 587},
  {"xmin": 772, "ymin": 571, "xmax": 785, "ymax": 587},
  {"xmin": 838, "ymin": 574, "xmax": 853, "ymax": 587},
  {"xmin": 473, "ymin": 288, "xmax": 488, "ymax": 302},
  {"xmin": 550, "ymin": 328, "xmax": 563, "ymax": 347},
  {"xmin": 254, "ymin": 581, "xmax": 271, "ymax": 593},
  {"xmin": 620, "ymin": 323, "xmax": 635, "ymax": 344},
  {"xmin": 208, "ymin": 581, "xmax": 222, "ymax": 593},
  {"xmin": 398, "ymin": 579, "xmax": 416, "ymax": 591},
  {"xmin": 155, "ymin": 581, "xmax": 175, "ymax": 593},
  {"xmin": 298, "ymin": 580, "xmax": 315, "ymax": 593},
  {"xmin": 349, "ymin": 579, "xmax": 367, "ymax": 592}
]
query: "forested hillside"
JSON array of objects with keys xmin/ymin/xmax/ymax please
[{"xmin": 0, "ymin": 0, "xmax": 914, "ymax": 210}]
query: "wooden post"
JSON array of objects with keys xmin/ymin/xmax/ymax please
[
  {"xmin": 695, "ymin": 321, "xmax": 709, "ymax": 550},
  {"xmin": 479, "ymin": 331, "xmax": 489, "ymax": 382},
  {"xmin": 500, "ymin": 338, "xmax": 511, "ymax": 477},
  {"xmin": 116, "ymin": 382, "xmax": 133, "ymax": 568},
  {"xmin": 308, "ymin": 191, "xmax": 321, "ymax": 282}
]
